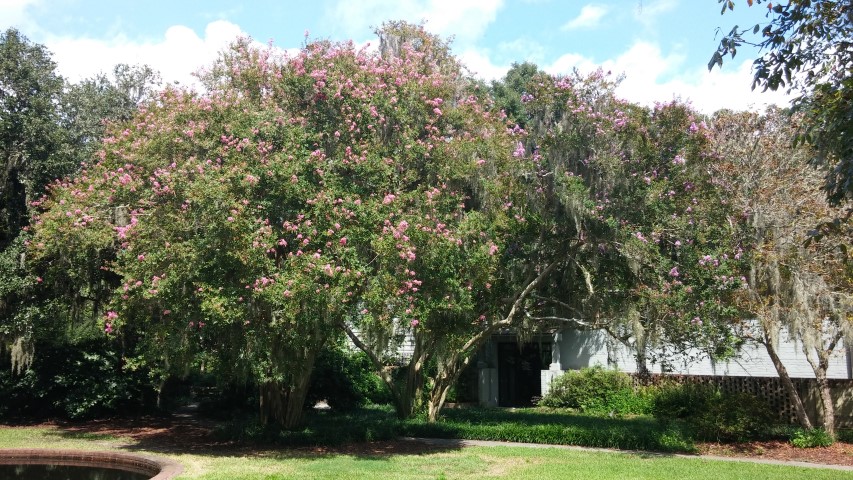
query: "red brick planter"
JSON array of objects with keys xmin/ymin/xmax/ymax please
[{"xmin": 0, "ymin": 449, "xmax": 182, "ymax": 479}]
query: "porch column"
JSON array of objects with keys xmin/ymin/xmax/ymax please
[
  {"xmin": 550, "ymin": 332, "xmax": 562, "ymax": 370},
  {"xmin": 541, "ymin": 332, "xmax": 563, "ymax": 397}
]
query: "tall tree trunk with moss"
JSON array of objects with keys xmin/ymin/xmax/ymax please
[{"xmin": 761, "ymin": 331, "xmax": 813, "ymax": 430}]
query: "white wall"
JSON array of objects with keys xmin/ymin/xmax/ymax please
[{"xmin": 558, "ymin": 329, "xmax": 851, "ymax": 379}]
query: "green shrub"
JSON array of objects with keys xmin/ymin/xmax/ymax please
[
  {"xmin": 652, "ymin": 383, "xmax": 775, "ymax": 442},
  {"xmin": 790, "ymin": 428, "xmax": 834, "ymax": 448},
  {"xmin": 0, "ymin": 339, "xmax": 156, "ymax": 420},
  {"xmin": 305, "ymin": 346, "xmax": 391, "ymax": 411},
  {"xmin": 650, "ymin": 383, "xmax": 715, "ymax": 421},
  {"xmin": 837, "ymin": 429, "xmax": 853, "ymax": 443},
  {"xmin": 692, "ymin": 392, "xmax": 775, "ymax": 442},
  {"xmin": 538, "ymin": 366, "xmax": 649, "ymax": 415},
  {"xmin": 400, "ymin": 407, "xmax": 697, "ymax": 453}
]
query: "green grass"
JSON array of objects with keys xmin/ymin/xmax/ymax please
[{"xmin": 0, "ymin": 426, "xmax": 848, "ymax": 479}]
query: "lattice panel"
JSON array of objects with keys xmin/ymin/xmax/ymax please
[{"xmin": 632, "ymin": 374, "xmax": 853, "ymax": 426}]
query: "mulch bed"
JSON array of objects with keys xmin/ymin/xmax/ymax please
[{"xmin": 699, "ymin": 440, "xmax": 853, "ymax": 467}]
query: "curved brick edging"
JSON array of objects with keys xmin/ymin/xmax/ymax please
[{"xmin": 0, "ymin": 449, "xmax": 182, "ymax": 479}]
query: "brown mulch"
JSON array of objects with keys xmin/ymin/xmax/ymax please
[
  {"xmin": 9, "ymin": 415, "xmax": 853, "ymax": 466},
  {"xmin": 698, "ymin": 440, "xmax": 853, "ymax": 467}
]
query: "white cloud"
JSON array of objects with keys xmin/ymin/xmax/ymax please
[
  {"xmin": 546, "ymin": 52, "xmax": 599, "ymax": 75},
  {"xmin": 325, "ymin": 0, "xmax": 503, "ymax": 45},
  {"xmin": 545, "ymin": 41, "xmax": 790, "ymax": 113},
  {"xmin": 495, "ymin": 37, "xmax": 546, "ymax": 64},
  {"xmin": 562, "ymin": 5, "xmax": 609, "ymax": 31},
  {"xmin": 459, "ymin": 39, "xmax": 790, "ymax": 113},
  {"xmin": 458, "ymin": 48, "xmax": 509, "ymax": 81},
  {"xmin": 633, "ymin": 0, "xmax": 678, "ymax": 27},
  {"xmin": 635, "ymin": 0, "xmax": 678, "ymax": 17},
  {"xmin": 0, "ymin": 0, "xmax": 39, "ymax": 31},
  {"xmin": 41, "ymin": 20, "xmax": 247, "ymax": 87}
]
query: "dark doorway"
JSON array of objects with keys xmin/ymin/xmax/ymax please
[{"xmin": 497, "ymin": 342, "xmax": 550, "ymax": 407}]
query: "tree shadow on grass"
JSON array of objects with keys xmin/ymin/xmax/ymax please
[{"xmin": 42, "ymin": 410, "xmax": 464, "ymax": 461}]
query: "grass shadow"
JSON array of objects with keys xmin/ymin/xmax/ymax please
[{"xmin": 40, "ymin": 407, "xmax": 464, "ymax": 461}]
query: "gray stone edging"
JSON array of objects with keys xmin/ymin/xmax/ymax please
[{"xmin": 0, "ymin": 448, "xmax": 182, "ymax": 479}]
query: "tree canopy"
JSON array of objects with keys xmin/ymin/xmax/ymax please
[{"xmin": 711, "ymin": 0, "xmax": 852, "ymax": 204}]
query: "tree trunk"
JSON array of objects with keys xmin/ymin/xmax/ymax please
[
  {"xmin": 258, "ymin": 353, "xmax": 317, "ymax": 430},
  {"xmin": 763, "ymin": 340, "xmax": 813, "ymax": 430},
  {"xmin": 804, "ymin": 341, "xmax": 839, "ymax": 437},
  {"xmin": 427, "ymin": 355, "xmax": 470, "ymax": 423},
  {"xmin": 391, "ymin": 361, "xmax": 424, "ymax": 419},
  {"xmin": 814, "ymin": 369, "xmax": 836, "ymax": 437},
  {"xmin": 259, "ymin": 380, "xmax": 285, "ymax": 426}
]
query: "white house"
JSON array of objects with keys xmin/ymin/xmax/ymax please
[{"xmin": 474, "ymin": 328, "xmax": 852, "ymax": 408}]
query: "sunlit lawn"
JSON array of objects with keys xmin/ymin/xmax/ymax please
[{"xmin": 0, "ymin": 426, "xmax": 849, "ymax": 479}]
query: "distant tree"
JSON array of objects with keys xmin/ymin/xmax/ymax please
[
  {"xmin": 490, "ymin": 61, "xmax": 542, "ymax": 127},
  {"xmin": 61, "ymin": 64, "xmax": 161, "ymax": 164},
  {"xmin": 710, "ymin": 0, "xmax": 852, "ymax": 204},
  {"xmin": 0, "ymin": 28, "xmax": 70, "ymax": 250},
  {"xmin": 0, "ymin": 27, "xmax": 160, "ymax": 377}
]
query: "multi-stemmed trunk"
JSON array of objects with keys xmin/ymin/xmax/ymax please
[
  {"xmin": 802, "ymin": 331, "xmax": 844, "ymax": 437},
  {"xmin": 258, "ymin": 351, "xmax": 318, "ymax": 429},
  {"xmin": 345, "ymin": 261, "xmax": 561, "ymax": 422}
]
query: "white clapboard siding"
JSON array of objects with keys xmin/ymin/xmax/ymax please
[{"xmin": 557, "ymin": 328, "xmax": 851, "ymax": 379}]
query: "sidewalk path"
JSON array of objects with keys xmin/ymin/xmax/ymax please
[{"xmin": 400, "ymin": 437, "xmax": 853, "ymax": 472}]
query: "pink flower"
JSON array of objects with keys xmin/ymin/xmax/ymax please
[
  {"xmin": 36, "ymin": 277, "xmax": 43, "ymax": 283},
  {"xmin": 410, "ymin": 319, "xmax": 419, "ymax": 327},
  {"xmin": 669, "ymin": 267, "xmax": 679, "ymax": 278},
  {"xmin": 137, "ymin": 254, "xmax": 145, "ymax": 261},
  {"xmin": 339, "ymin": 237, "xmax": 347, "ymax": 245},
  {"xmin": 106, "ymin": 311, "xmax": 118, "ymax": 320},
  {"xmin": 512, "ymin": 142, "xmax": 525, "ymax": 158},
  {"xmin": 163, "ymin": 309, "xmax": 171, "ymax": 315},
  {"xmin": 104, "ymin": 323, "xmax": 113, "ymax": 334}
]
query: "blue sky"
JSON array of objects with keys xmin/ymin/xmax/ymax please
[{"xmin": 2, "ymin": 0, "xmax": 790, "ymax": 112}]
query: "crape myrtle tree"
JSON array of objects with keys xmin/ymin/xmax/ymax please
[
  {"xmin": 29, "ymin": 23, "xmax": 524, "ymax": 427},
  {"xmin": 334, "ymin": 23, "xmax": 538, "ymax": 421},
  {"xmin": 710, "ymin": 108, "xmax": 852, "ymax": 435},
  {"xmin": 517, "ymin": 70, "xmax": 748, "ymax": 374}
]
